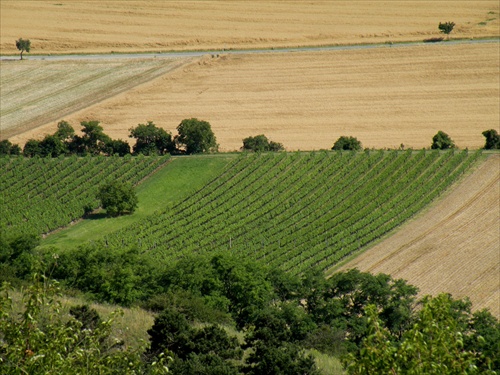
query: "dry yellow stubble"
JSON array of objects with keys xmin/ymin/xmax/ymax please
[
  {"xmin": 1, "ymin": 1, "xmax": 498, "ymax": 55},
  {"xmin": 338, "ymin": 155, "xmax": 500, "ymax": 317}
]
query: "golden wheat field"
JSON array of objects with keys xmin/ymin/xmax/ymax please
[
  {"xmin": 7, "ymin": 42, "xmax": 499, "ymax": 151},
  {"xmin": 1, "ymin": 1, "xmax": 499, "ymax": 55},
  {"xmin": 338, "ymin": 154, "xmax": 500, "ymax": 317}
]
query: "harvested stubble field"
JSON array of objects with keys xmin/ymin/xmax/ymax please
[
  {"xmin": 339, "ymin": 154, "xmax": 500, "ymax": 317},
  {"xmin": 0, "ymin": 58, "xmax": 188, "ymax": 139},
  {"xmin": 8, "ymin": 42, "xmax": 499, "ymax": 151},
  {"xmin": 1, "ymin": 1, "xmax": 499, "ymax": 55}
]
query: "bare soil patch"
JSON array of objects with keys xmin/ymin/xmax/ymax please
[
  {"xmin": 1, "ymin": 1, "xmax": 498, "ymax": 55},
  {"xmin": 338, "ymin": 155, "xmax": 500, "ymax": 317},
  {"xmin": 8, "ymin": 43, "xmax": 499, "ymax": 151}
]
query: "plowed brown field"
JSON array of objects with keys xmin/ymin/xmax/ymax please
[
  {"xmin": 1, "ymin": 1, "xmax": 498, "ymax": 55},
  {"xmin": 8, "ymin": 43, "xmax": 499, "ymax": 151},
  {"xmin": 338, "ymin": 154, "xmax": 500, "ymax": 317}
]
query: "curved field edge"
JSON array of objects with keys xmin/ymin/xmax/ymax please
[
  {"xmin": 41, "ymin": 154, "xmax": 235, "ymax": 248},
  {"xmin": 1, "ymin": 155, "xmax": 172, "ymax": 237},
  {"xmin": 337, "ymin": 153, "xmax": 500, "ymax": 317},
  {"xmin": 51, "ymin": 149, "xmax": 483, "ymax": 275}
]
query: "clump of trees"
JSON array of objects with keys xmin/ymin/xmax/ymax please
[
  {"xmin": 97, "ymin": 181, "xmax": 138, "ymax": 217},
  {"xmin": 431, "ymin": 130, "xmax": 455, "ymax": 150},
  {"xmin": 332, "ymin": 136, "xmax": 362, "ymax": 151},
  {"xmin": 1, "ymin": 241, "xmax": 499, "ymax": 374},
  {"xmin": 0, "ymin": 140, "xmax": 21, "ymax": 156},
  {"xmin": 482, "ymin": 129, "xmax": 500, "ymax": 150},
  {"xmin": 242, "ymin": 134, "xmax": 284, "ymax": 152},
  {"xmin": 16, "ymin": 118, "xmax": 218, "ymax": 158},
  {"xmin": 15, "ymin": 38, "xmax": 31, "ymax": 60}
]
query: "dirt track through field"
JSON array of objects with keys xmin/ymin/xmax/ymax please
[
  {"xmin": 8, "ymin": 42, "xmax": 499, "ymax": 151},
  {"xmin": 338, "ymin": 154, "xmax": 500, "ymax": 317},
  {"xmin": 1, "ymin": 1, "xmax": 498, "ymax": 55}
]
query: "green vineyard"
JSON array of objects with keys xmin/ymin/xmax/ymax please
[
  {"xmin": 0, "ymin": 155, "xmax": 170, "ymax": 236},
  {"xmin": 100, "ymin": 149, "xmax": 481, "ymax": 274}
]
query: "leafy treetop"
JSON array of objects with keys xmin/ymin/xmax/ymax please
[{"xmin": 15, "ymin": 38, "xmax": 31, "ymax": 60}]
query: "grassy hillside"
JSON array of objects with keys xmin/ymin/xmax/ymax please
[{"xmin": 42, "ymin": 149, "xmax": 481, "ymax": 274}]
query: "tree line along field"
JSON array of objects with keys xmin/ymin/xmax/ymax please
[
  {"xmin": 1, "ymin": 1, "xmax": 498, "ymax": 55},
  {"xmin": 7, "ymin": 42, "xmax": 499, "ymax": 152},
  {"xmin": 25, "ymin": 149, "xmax": 482, "ymax": 276}
]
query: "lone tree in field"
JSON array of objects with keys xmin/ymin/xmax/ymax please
[
  {"xmin": 175, "ymin": 118, "xmax": 218, "ymax": 154},
  {"xmin": 438, "ymin": 22, "xmax": 455, "ymax": 39},
  {"xmin": 97, "ymin": 181, "xmax": 138, "ymax": 217},
  {"xmin": 16, "ymin": 38, "xmax": 31, "ymax": 60},
  {"xmin": 431, "ymin": 131, "xmax": 455, "ymax": 150},
  {"xmin": 332, "ymin": 136, "xmax": 362, "ymax": 151},
  {"xmin": 482, "ymin": 129, "xmax": 500, "ymax": 150}
]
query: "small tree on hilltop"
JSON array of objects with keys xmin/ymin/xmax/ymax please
[
  {"xmin": 16, "ymin": 38, "xmax": 31, "ymax": 60},
  {"xmin": 332, "ymin": 136, "xmax": 362, "ymax": 151},
  {"xmin": 175, "ymin": 118, "xmax": 218, "ymax": 154},
  {"xmin": 482, "ymin": 129, "xmax": 500, "ymax": 150},
  {"xmin": 438, "ymin": 22, "xmax": 455, "ymax": 39},
  {"xmin": 431, "ymin": 131, "xmax": 455, "ymax": 150},
  {"xmin": 97, "ymin": 181, "xmax": 138, "ymax": 217}
]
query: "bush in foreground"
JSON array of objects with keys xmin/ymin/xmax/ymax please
[{"xmin": 431, "ymin": 130, "xmax": 455, "ymax": 150}]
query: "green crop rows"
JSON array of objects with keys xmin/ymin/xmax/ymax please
[
  {"xmin": 101, "ymin": 149, "xmax": 481, "ymax": 274},
  {"xmin": 0, "ymin": 155, "xmax": 170, "ymax": 236}
]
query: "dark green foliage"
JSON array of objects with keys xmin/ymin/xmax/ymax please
[
  {"xmin": 129, "ymin": 121, "xmax": 175, "ymax": 155},
  {"xmin": 104, "ymin": 139, "xmax": 131, "ymax": 156},
  {"xmin": 23, "ymin": 139, "xmax": 42, "ymax": 157},
  {"xmin": 171, "ymin": 353, "xmax": 240, "ymax": 375},
  {"xmin": 147, "ymin": 308, "xmax": 242, "ymax": 373},
  {"xmin": 343, "ymin": 294, "xmax": 491, "ymax": 375},
  {"xmin": 51, "ymin": 244, "xmax": 157, "ymax": 305},
  {"xmin": 15, "ymin": 38, "xmax": 31, "ymax": 60},
  {"xmin": 302, "ymin": 269, "xmax": 418, "ymax": 351},
  {"xmin": 0, "ymin": 140, "xmax": 21, "ymax": 156},
  {"xmin": 175, "ymin": 118, "xmax": 218, "ymax": 154},
  {"xmin": 243, "ymin": 342, "xmax": 321, "ymax": 375},
  {"xmin": 69, "ymin": 304, "xmax": 102, "ymax": 330},
  {"xmin": 439, "ymin": 21, "xmax": 455, "ymax": 36},
  {"xmin": 332, "ymin": 136, "xmax": 362, "ymax": 151},
  {"xmin": 482, "ymin": 129, "xmax": 500, "ymax": 149},
  {"xmin": 76, "ymin": 120, "xmax": 112, "ymax": 155},
  {"xmin": 242, "ymin": 135, "xmax": 284, "ymax": 152},
  {"xmin": 97, "ymin": 181, "xmax": 138, "ymax": 216},
  {"xmin": 431, "ymin": 130, "xmax": 455, "ymax": 149},
  {"xmin": 54, "ymin": 120, "xmax": 75, "ymax": 142},
  {"xmin": 39, "ymin": 134, "xmax": 66, "ymax": 157}
]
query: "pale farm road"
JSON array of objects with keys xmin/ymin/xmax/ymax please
[{"xmin": 0, "ymin": 38, "xmax": 497, "ymax": 61}]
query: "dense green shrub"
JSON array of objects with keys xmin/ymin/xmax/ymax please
[{"xmin": 332, "ymin": 136, "xmax": 362, "ymax": 151}]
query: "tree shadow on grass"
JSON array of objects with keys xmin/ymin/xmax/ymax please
[{"xmin": 84, "ymin": 212, "xmax": 109, "ymax": 220}]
